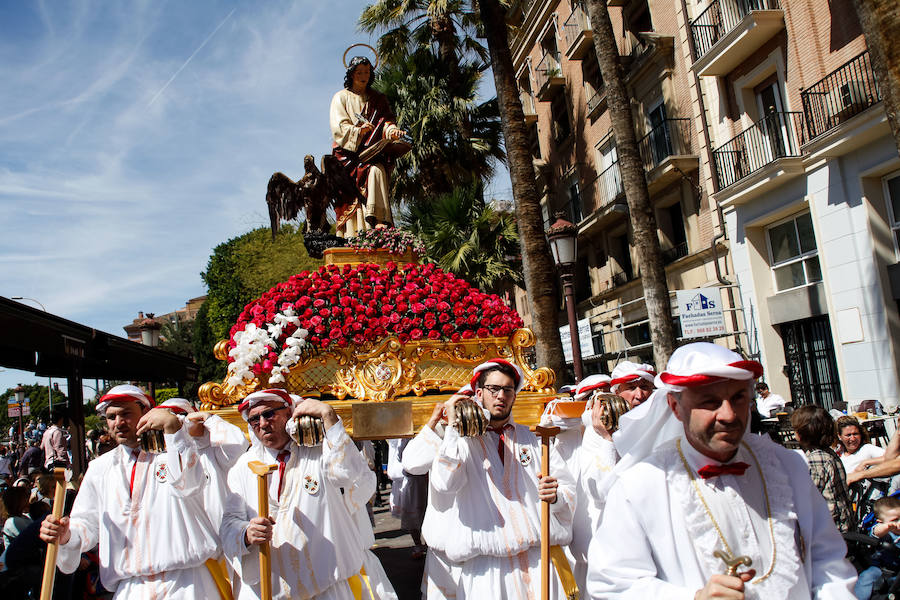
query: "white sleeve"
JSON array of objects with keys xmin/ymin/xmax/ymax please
[
  {"xmin": 386, "ymin": 438, "xmax": 405, "ymax": 480},
  {"xmin": 804, "ymin": 472, "xmax": 858, "ymax": 598},
  {"xmin": 322, "ymin": 419, "xmax": 372, "ymax": 489},
  {"xmin": 330, "ymin": 91, "xmax": 362, "ymax": 151},
  {"xmin": 430, "ymin": 426, "xmax": 468, "ymax": 493},
  {"xmin": 402, "ymin": 426, "xmax": 442, "ymax": 475},
  {"xmin": 587, "ymin": 482, "xmax": 695, "ymax": 600},
  {"xmin": 205, "ymin": 414, "xmax": 250, "ymax": 469},
  {"xmin": 220, "ymin": 459, "xmax": 259, "ymax": 585},
  {"xmin": 57, "ymin": 464, "xmax": 102, "ymax": 574},
  {"xmin": 548, "ymin": 442, "xmax": 576, "ymax": 532}
]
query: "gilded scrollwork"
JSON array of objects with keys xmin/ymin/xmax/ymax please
[{"xmin": 200, "ymin": 327, "xmax": 552, "ymax": 406}]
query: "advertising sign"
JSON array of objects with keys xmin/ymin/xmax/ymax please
[{"xmin": 677, "ymin": 287, "xmax": 727, "ymax": 339}]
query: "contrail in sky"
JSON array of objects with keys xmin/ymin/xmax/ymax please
[{"xmin": 147, "ymin": 7, "xmax": 237, "ymax": 108}]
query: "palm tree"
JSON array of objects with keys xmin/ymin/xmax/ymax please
[
  {"xmin": 401, "ymin": 183, "xmax": 523, "ymax": 294},
  {"xmin": 359, "ymin": 0, "xmax": 488, "ymax": 72},
  {"xmin": 585, "ymin": 0, "xmax": 675, "ymax": 368},
  {"xmin": 477, "ymin": 0, "xmax": 567, "ymax": 379},
  {"xmin": 850, "ymin": 0, "xmax": 900, "ymax": 156},
  {"xmin": 375, "ymin": 50, "xmax": 504, "ymax": 203}
]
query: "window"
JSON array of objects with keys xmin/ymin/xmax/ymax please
[
  {"xmin": 884, "ymin": 171, "xmax": 900, "ymax": 260},
  {"xmin": 565, "ymin": 177, "xmax": 583, "ymax": 223},
  {"xmin": 551, "ymin": 94, "xmax": 571, "ymax": 143},
  {"xmin": 766, "ymin": 212, "xmax": 822, "ymax": 292}
]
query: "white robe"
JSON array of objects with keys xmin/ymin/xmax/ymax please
[
  {"xmin": 431, "ymin": 423, "xmax": 576, "ymax": 599},
  {"xmin": 587, "ymin": 432, "xmax": 857, "ymax": 599},
  {"xmin": 221, "ymin": 420, "xmax": 368, "ymax": 600},
  {"xmin": 194, "ymin": 414, "xmax": 250, "ymax": 537},
  {"xmin": 58, "ymin": 428, "xmax": 219, "ymax": 598},
  {"xmin": 568, "ymin": 426, "xmax": 617, "ymax": 593},
  {"xmin": 404, "ymin": 424, "xmax": 462, "ymax": 600}
]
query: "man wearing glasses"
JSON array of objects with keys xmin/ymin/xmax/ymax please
[
  {"xmin": 221, "ymin": 389, "xmax": 379, "ymax": 599},
  {"xmin": 431, "ymin": 360, "xmax": 576, "ymax": 598}
]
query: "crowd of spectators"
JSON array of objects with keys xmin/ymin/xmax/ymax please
[{"xmin": 0, "ymin": 408, "xmax": 116, "ymax": 598}]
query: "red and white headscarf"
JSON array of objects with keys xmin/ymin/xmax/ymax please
[
  {"xmin": 654, "ymin": 342, "xmax": 762, "ymax": 392},
  {"xmin": 97, "ymin": 385, "xmax": 153, "ymax": 415},
  {"xmin": 238, "ymin": 388, "xmax": 294, "ymax": 421},
  {"xmin": 609, "ymin": 361, "xmax": 656, "ymax": 393},
  {"xmin": 598, "ymin": 343, "xmax": 764, "ymax": 499},
  {"xmin": 574, "ymin": 374, "xmax": 612, "ymax": 401},
  {"xmin": 457, "ymin": 384, "xmax": 474, "ymax": 397},
  {"xmin": 470, "ymin": 359, "xmax": 526, "ymax": 394},
  {"xmin": 158, "ymin": 397, "xmax": 196, "ymax": 415}
]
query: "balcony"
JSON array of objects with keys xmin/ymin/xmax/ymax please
[
  {"xmin": 801, "ymin": 51, "xmax": 881, "ymax": 142},
  {"xmin": 690, "ymin": 0, "xmax": 784, "ymax": 77},
  {"xmin": 563, "ymin": 3, "xmax": 593, "ymax": 60},
  {"xmin": 521, "ymin": 90, "xmax": 538, "ymax": 124},
  {"xmin": 535, "ymin": 52, "xmax": 566, "ymax": 101},
  {"xmin": 579, "ymin": 161, "xmax": 628, "ymax": 236},
  {"xmin": 636, "ymin": 118, "xmax": 699, "ymax": 194},
  {"xmin": 586, "ymin": 81, "xmax": 607, "ymax": 119},
  {"xmin": 505, "ymin": 0, "xmax": 532, "ymax": 26},
  {"xmin": 712, "ymin": 111, "xmax": 805, "ymax": 196},
  {"xmin": 662, "ymin": 241, "xmax": 689, "ymax": 265}
]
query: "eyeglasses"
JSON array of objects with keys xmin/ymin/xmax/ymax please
[
  {"xmin": 248, "ymin": 407, "xmax": 287, "ymax": 427},
  {"xmin": 482, "ymin": 384, "xmax": 515, "ymax": 396}
]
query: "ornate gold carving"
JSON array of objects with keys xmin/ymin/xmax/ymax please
[
  {"xmin": 213, "ymin": 339, "xmax": 231, "ymax": 361},
  {"xmin": 322, "ymin": 247, "xmax": 420, "ymax": 268},
  {"xmin": 199, "ymin": 327, "xmax": 554, "ymax": 410}
]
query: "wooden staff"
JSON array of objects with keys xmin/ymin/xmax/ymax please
[
  {"xmin": 535, "ymin": 425, "xmax": 560, "ymax": 600},
  {"xmin": 40, "ymin": 467, "xmax": 68, "ymax": 600},
  {"xmin": 248, "ymin": 461, "xmax": 278, "ymax": 600}
]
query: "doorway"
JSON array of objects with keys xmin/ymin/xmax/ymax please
[{"xmin": 780, "ymin": 315, "xmax": 843, "ymax": 410}]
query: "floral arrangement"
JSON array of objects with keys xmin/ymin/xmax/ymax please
[
  {"xmin": 225, "ymin": 261, "xmax": 523, "ymax": 385},
  {"xmin": 348, "ymin": 227, "xmax": 426, "ymax": 257}
]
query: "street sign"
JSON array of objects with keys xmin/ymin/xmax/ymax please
[
  {"xmin": 559, "ymin": 318, "xmax": 596, "ymax": 363},
  {"xmin": 677, "ymin": 287, "xmax": 727, "ymax": 339},
  {"xmin": 7, "ymin": 397, "xmax": 30, "ymax": 418}
]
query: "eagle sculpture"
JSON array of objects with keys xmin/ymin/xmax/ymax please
[{"xmin": 265, "ymin": 154, "xmax": 364, "ymax": 241}]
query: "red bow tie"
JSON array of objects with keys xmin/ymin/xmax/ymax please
[{"xmin": 697, "ymin": 462, "xmax": 750, "ymax": 479}]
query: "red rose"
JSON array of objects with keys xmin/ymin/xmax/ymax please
[
  {"xmin": 476, "ymin": 327, "xmax": 490, "ymax": 338},
  {"xmin": 428, "ymin": 330, "xmax": 440, "ymax": 340},
  {"xmin": 410, "ymin": 328, "xmax": 423, "ymax": 340},
  {"xmin": 451, "ymin": 332, "xmax": 461, "ymax": 342},
  {"xmin": 461, "ymin": 330, "xmax": 474, "ymax": 339}
]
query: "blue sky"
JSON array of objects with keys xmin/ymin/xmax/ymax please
[{"xmin": 0, "ymin": 1, "xmax": 507, "ymax": 400}]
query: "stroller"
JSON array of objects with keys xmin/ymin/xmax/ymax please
[{"xmin": 845, "ymin": 479, "xmax": 900, "ymax": 599}]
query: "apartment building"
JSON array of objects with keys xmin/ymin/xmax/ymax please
[{"xmin": 508, "ymin": 0, "xmax": 900, "ymax": 410}]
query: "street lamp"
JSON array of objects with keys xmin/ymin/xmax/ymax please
[
  {"xmin": 139, "ymin": 313, "xmax": 162, "ymax": 348},
  {"xmin": 13, "ymin": 383, "xmax": 25, "ymax": 447},
  {"xmin": 547, "ymin": 212, "xmax": 584, "ymax": 383},
  {"xmin": 11, "ymin": 296, "xmax": 47, "ymax": 311}
]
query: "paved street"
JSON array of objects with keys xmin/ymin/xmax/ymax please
[{"xmin": 371, "ymin": 484, "xmax": 425, "ymax": 600}]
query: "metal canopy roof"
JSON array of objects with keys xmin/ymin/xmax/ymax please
[{"xmin": 0, "ymin": 296, "xmax": 197, "ymax": 383}]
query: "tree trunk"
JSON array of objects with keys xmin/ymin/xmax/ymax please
[
  {"xmin": 586, "ymin": 0, "xmax": 676, "ymax": 369},
  {"xmin": 477, "ymin": 0, "xmax": 567, "ymax": 381},
  {"xmin": 851, "ymin": 0, "xmax": 900, "ymax": 157}
]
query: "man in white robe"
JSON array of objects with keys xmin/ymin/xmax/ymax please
[
  {"xmin": 39, "ymin": 385, "xmax": 220, "ymax": 599},
  {"xmin": 431, "ymin": 360, "xmax": 576, "ymax": 599},
  {"xmin": 220, "ymin": 388, "xmax": 374, "ymax": 600},
  {"xmin": 587, "ymin": 342, "xmax": 857, "ymax": 599},
  {"xmin": 608, "ymin": 360, "xmax": 655, "ymax": 408},
  {"xmin": 403, "ymin": 388, "xmax": 473, "ymax": 600}
]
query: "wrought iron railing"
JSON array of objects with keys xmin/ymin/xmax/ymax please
[
  {"xmin": 586, "ymin": 160, "xmax": 625, "ymax": 212},
  {"xmin": 586, "ymin": 83, "xmax": 606, "ymax": 115},
  {"xmin": 690, "ymin": 0, "xmax": 780, "ymax": 61},
  {"xmin": 563, "ymin": 3, "xmax": 592, "ymax": 50},
  {"xmin": 712, "ymin": 111, "xmax": 804, "ymax": 190},
  {"xmin": 800, "ymin": 51, "xmax": 881, "ymax": 141},
  {"xmin": 663, "ymin": 241, "xmax": 689, "ymax": 264},
  {"xmin": 637, "ymin": 118, "xmax": 693, "ymax": 171},
  {"xmin": 535, "ymin": 51, "xmax": 563, "ymax": 93}
]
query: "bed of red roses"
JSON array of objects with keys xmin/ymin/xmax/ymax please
[{"xmin": 225, "ymin": 260, "xmax": 523, "ymax": 384}]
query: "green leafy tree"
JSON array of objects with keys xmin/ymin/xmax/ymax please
[
  {"xmin": 401, "ymin": 183, "xmax": 522, "ymax": 294},
  {"xmin": 0, "ymin": 384, "xmax": 68, "ymax": 439},
  {"xmin": 159, "ymin": 317, "xmax": 195, "ymax": 360},
  {"xmin": 194, "ymin": 224, "xmax": 323, "ymax": 388}
]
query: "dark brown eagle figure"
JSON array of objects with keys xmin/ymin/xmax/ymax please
[{"xmin": 266, "ymin": 155, "xmax": 365, "ymax": 241}]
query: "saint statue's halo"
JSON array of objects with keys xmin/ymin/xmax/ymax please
[{"xmin": 342, "ymin": 43, "xmax": 379, "ymax": 69}]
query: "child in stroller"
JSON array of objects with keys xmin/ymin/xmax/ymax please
[{"xmin": 855, "ymin": 496, "xmax": 900, "ymax": 599}]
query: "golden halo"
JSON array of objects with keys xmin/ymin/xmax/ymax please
[{"xmin": 343, "ymin": 43, "xmax": 379, "ymax": 69}]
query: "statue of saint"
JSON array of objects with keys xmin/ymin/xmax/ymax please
[{"xmin": 330, "ymin": 51, "xmax": 409, "ymax": 238}]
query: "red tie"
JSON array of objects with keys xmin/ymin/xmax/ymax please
[
  {"xmin": 698, "ymin": 462, "xmax": 750, "ymax": 479},
  {"xmin": 276, "ymin": 451, "xmax": 290, "ymax": 499},
  {"xmin": 490, "ymin": 424, "xmax": 511, "ymax": 465},
  {"xmin": 129, "ymin": 449, "xmax": 140, "ymax": 497}
]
